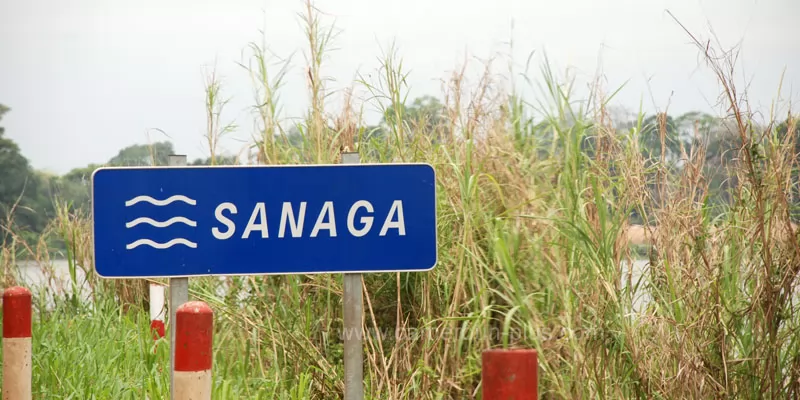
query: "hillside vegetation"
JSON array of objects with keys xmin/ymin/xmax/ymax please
[{"xmin": 1, "ymin": 3, "xmax": 799, "ymax": 399}]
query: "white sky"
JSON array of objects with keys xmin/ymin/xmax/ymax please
[{"xmin": 1, "ymin": 0, "xmax": 798, "ymax": 174}]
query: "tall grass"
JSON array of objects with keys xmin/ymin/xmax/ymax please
[{"xmin": 2, "ymin": 2, "xmax": 799, "ymax": 399}]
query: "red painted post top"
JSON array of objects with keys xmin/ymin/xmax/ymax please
[
  {"xmin": 174, "ymin": 301, "xmax": 213, "ymax": 372},
  {"xmin": 482, "ymin": 348, "xmax": 538, "ymax": 400},
  {"xmin": 150, "ymin": 319, "xmax": 165, "ymax": 340},
  {"xmin": 3, "ymin": 286, "xmax": 32, "ymax": 338}
]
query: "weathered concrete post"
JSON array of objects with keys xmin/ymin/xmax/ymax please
[
  {"xmin": 3, "ymin": 286, "xmax": 32, "ymax": 400},
  {"xmin": 173, "ymin": 301, "xmax": 213, "ymax": 400}
]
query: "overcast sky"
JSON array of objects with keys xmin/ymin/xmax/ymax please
[{"xmin": 1, "ymin": 0, "xmax": 797, "ymax": 174}]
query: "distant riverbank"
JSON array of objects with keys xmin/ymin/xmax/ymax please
[{"xmin": 9, "ymin": 257, "xmax": 654, "ymax": 312}]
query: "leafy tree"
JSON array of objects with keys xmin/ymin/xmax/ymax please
[
  {"xmin": 63, "ymin": 164, "xmax": 102, "ymax": 185},
  {"xmin": 0, "ymin": 105, "xmax": 54, "ymax": 245},
  {"xmin": 776, "ymin": 117, "xmax": 800, "ymax": 219},
  {"xmin": 108, "ymin": 141, "xmax": 175, "ymax": 166},
  {"xmin": 47, "ymin": 141, "xmax": 180, "ymax": 215},
  {"xmin": 639, "ymin": 113, "xmax": 683, "ymax": 163},
  {"xmin": 381, "ymin": 95, "xmax": 447, "ymax": 143},
  {"xmin": 0, "ymin": 105, "xmax": 30, "ymax": 210},
  {"xmin": 776, "ymin": 117, "xmax": 800, "ymax": 157},
  {"xmin": 383, "ymin": 96, "xmax": 445, "ymax": 129},
  {"xmin": 51, "ymin": 165, "xmax": 98, "ymax": 213},
  {"xmin": 190, "ymin": 155, "xmax": 238, "ymax": 165},
  {"xmin": 281, "ymin": 125, "xmax": 307, "ymax": 149},
  {"xmin": 638, "ymin": 111, "xmax": 720, "ymax": 164}
]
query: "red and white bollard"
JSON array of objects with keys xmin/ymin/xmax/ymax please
[
  {"xmin": 481, "ymin": 348, "xmax": 538, "ymax": 400},
  {"xmin": 3, "ymin": 286, "xmax": 32, "ymax": 400},
  {"xmin": 173, "ymin": 301, "xmax": 213, "ymax": 400},
  {"xmin": 149, "ymin": 283, "xmax": 166, "ymax": 340}
]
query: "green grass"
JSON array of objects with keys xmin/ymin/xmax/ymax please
[
  {"xmin": 18, "ymin": 295, "xmax": 314, "ymax": 399},
  {"xmin": 2, "ymin": 1, "xmax": 800, "ymax": 399},
  {"xmin": 30, "ymin": 299, "xmax": 168, "ymax": 399}
]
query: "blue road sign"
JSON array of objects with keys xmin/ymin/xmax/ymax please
[{"xmin": 91, "ymin": 164, "xmax": 437, "ymax": 278}]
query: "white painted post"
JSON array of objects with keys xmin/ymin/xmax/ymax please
[
  {"xmin": 168, "ymin": 154, "xmax": 189, "ymax": 400},
  {"xmin": 150, "ymin": 283, "xmax": 166, "ymax": 341},
  {"xmin": 2, "ymin": 286, "xmax": 32, "ymax": 400},
  {"xmin": 341, "ymin": 151, "xmax": 363, "ymax": 400},
  {"xmin": 173, "ymin": 301, "xmax": 213, "ymax": 400}
]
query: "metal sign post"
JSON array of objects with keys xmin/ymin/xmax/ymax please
[
  {"xmin": 341, "ymin": 152, "xmax": 363, "ymax": 400},
  {"xmin": 168, "ymin": 154, "xmax": 188, "ymax": 400}
]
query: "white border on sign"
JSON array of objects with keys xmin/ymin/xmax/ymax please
[{"xmin": 90, "ymin": 162, "xmax": 439, "ymax": 279}]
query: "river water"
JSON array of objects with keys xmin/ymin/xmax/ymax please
[{"xmin": 12, "ymin": 258, "xmax": 652, "ymax": 312}]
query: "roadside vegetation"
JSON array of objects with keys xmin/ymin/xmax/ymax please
[{"xmin": 1, "ymin": 3, "xmax": 799, "ymax": 399}]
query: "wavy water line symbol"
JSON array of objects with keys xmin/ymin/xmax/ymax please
[
  {"xmin": 125, "ymin": 216, "xmax": 197, "ymax": 228},
  {"xmin": 125, "ymin": 238, "xmax": 198, "ymax": 250},
  {"xmin": 124, "ymin": 195, "xmax": 196, "ymax": 207},
  {"xmin": 124, "ymin": 193, "xmax": 198, "ymax": 250}
]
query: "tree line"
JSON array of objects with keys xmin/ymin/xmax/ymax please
[
  {"xmin": 0, "ymin": 104, "xmax": 238, "ymax": 250},
  {"xmin": 1, "ymin": 98, "xmax": 797, "ymax": 251}
]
